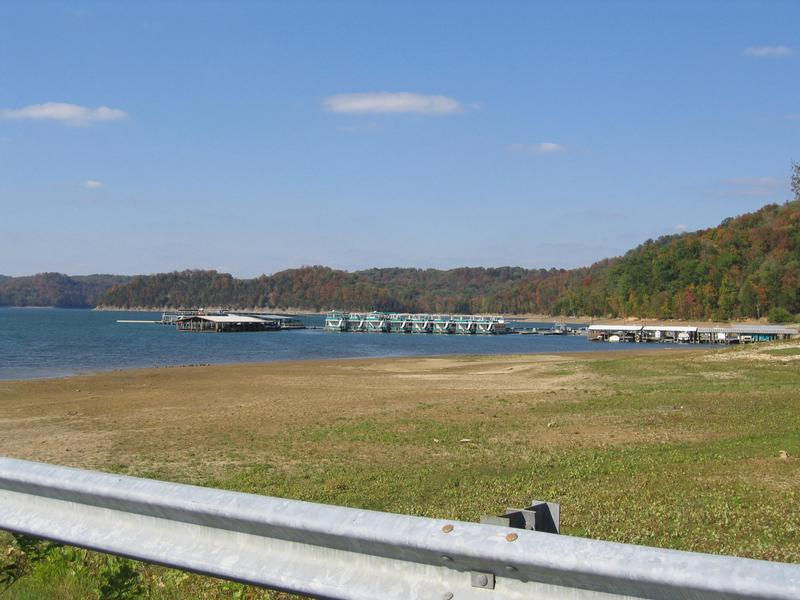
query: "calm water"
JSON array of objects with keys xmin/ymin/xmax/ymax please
[{"xmin": 0, "ymin": 308, "xmax": 682, "ymax": 380}]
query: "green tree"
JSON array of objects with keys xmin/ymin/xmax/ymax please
[
  {"xmin": 716, "ymin": 277, "xmax": 738, "ymax": 320},
  {"xmin": 738, "ymin": 278, "xmax": 758, "ymax": 318},
  {"xmin": 768, "ymin": 307, "xmax": 794, "ymax": 323}
]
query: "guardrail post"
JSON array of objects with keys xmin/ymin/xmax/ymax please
[{"xmin": 480, "ymin": 499, "xmax": 560, "ymax": 534}]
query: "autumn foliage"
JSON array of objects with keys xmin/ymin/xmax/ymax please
[{"xmin": 3, "ymin": 199, "xmax": 799, "ymax": 321}]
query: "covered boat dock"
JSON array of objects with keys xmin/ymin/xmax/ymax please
[
  {"xmin": 176, "ymin": 314, "xmax": 280, "ymax": 333},
  {"xmin": 642, "ymin": 325, "xmax": 698, "ymax": 343},
  {"xmin": 697, "ymin": 325, "xmax": 798, "ymax": 344},
  {"xmin": 589, "ymin": 323, "xmax": 798, "ymax": 344},
  {"xmin": 324, "ymin": 311, "xmax": 510, "ymax": 334},
  {"xmin": 587, "ymin": 324, "xmax": 643, "ymax": 342}
]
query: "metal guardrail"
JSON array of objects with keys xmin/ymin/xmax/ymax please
[{"xmin": 1, "ymin": 457, "xmax": 798, "ymax": 599}]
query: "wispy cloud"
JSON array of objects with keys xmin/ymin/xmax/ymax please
[
  {"xmin": 723, "ymin": 177, "xmax": 780, "ymax": 186},
  {"xmin": 510, "ymin": 142, "xmax": 566, "ymax": 155},
  {"xmin": 83, "ymin": 180, "xmax": 104, "ymax": 189},
  {"xmin": 0, "ymin": 102, "xmax": 128, "ymax": 126},
  {"xmin": 744, "ymin": 45, "xmax": 793, "ymax": 58},
  {"xmin": 323, "ymin": 92, "xmax": 464, "ymax": 114},
  {"xmin": 721, "ymin": 176, "xmax": 782, "ymax": 197}
]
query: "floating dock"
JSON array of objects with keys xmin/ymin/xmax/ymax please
[
  {"xmin": 159, "ymin": 309, "xmax": 305, "ymax": 332},
  {"xmin": 116, "ymin": 320, "xmax": 160, "ymax": 324},
  {"xmin": 175, "ymin": 314, "xmax": 279, "ymax": 333},
  {"xmin": 588, "ymin": 324, "xmax": 799, "ymax": 344},
  {"xmin": 324, "ymin": 311, "xmax": 511, "ymax": 334},
  {"xmin": 116, "ymin": 309, "xmax": 305, "ymax": 332}
]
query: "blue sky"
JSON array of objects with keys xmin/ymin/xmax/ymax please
[{"xmin": 1, "ymin": 1, "xmax": 797, "ymax": 277}]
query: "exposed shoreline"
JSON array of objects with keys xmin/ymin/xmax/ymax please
[
  {"xmin": 0, "ymin": 345, "xmax": 702, "ymax": 384},
  {"xmin": 0, "ymin": 347, "xmax": 704, "ymax": 464},
  {"xmin": 3, "ymin": 342, "xmax": 799, "ymax": 576},
  {"xmin": 25, "ymin": 352, "xmax": 505, "ymax": 384}
]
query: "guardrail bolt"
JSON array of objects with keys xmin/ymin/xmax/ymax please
[{"xmin": 470, "ymin": 571, "xmax": 496, "ymax": 590}]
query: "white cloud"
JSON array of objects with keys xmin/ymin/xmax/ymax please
[
  {"xmin": 0, "ymin": 102, "xmax": 128, "ymax": 125},
  {"xmin": 744, "ymin": 45, "xmax": 793, "ymax": 58},
  {"xmin": 83, "ymin": 180, "xmax": 104, "ymax": 189},
  {"xmin": 323, "ymin": 92, "xmax": 464, "ymax": 114},
  {"xmin": 510, "ymin": 142, "xmax": 566, "ymax": 155},
  {"xmin": 674, "ymin": 224, "xmax": 688, "ymax": 232}
]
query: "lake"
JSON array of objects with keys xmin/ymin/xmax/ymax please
[{"xmin": 0, "ymin": 307, "xmax": 680, "ymax": 380}]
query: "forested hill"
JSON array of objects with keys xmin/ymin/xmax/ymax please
[
  {"xmin": 97, "ymin": 266, "xmax": 565, "ymax": 314},
  {"xmin": 96, "ymin": 200, "xmax": 800, "ymax": 321},
  {"xmin": 0, "ymin": 273, "xmax": 131, "ymax": 308},
  {"xmin": 551, "ymin": 199, "xmax": 800, "ymax": 321},
  {"xmin": 4, "ymin": 199, "xmax": 799, "ymax": 320}
]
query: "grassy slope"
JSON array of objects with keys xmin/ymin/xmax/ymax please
[{"xmin": 2, "ymin": 345, "xmax": 800, "ymax": 598}]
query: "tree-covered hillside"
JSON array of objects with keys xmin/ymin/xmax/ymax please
[
  {"xmin": 8, "ymin": 166, "xmax": 800, "ymax": 321},
  {"xmin": 0, "ymin": 273, "xmax": 131, "ymax": 308},
  {"xmin": 97, "ymin": 266, "xmax": 564, "ymax": 313},
  {"xmin": 550, "ymin": 199, "xmax": 800, "ymax": 321},
  {"xmin": 98, "ymin": 199, "xmax": 800, "ymax": 321}
]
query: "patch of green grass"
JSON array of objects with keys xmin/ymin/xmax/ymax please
[{"xmin": 765, "ymin": 347, "xmax": 800, "ymax": 356}]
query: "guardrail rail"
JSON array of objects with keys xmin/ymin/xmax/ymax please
[{"xmin": 1, "ymin": 457, "xmax": 799, "ymax": 599}]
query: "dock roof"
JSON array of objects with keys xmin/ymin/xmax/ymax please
[
  {"xmin": 588, "ymin": 325, "xmax": 643, "ymax": 332},
  {"xmin": 228, "ymin": 313, "xmax": 294, "ymax": 321},
  {"xmin": 696, "ymin": 325, "xmax": 798, "ymax": 334},
  {"xmin": 642, "ymin": 325, "xmax": 698, "ymax": 332},
  {"xmin": 178, "ymin": 315, "xmax": 267, "ymax": 323}
]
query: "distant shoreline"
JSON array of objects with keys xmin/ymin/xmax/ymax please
[
  {"xmin": 92, "ymin": 306, "xmax": 795, "ymax": 327},
  {"xmin": 1, "ymin": 304, "xmax": 793, "ymax": 327}
]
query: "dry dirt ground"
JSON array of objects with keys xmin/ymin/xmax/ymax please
[{"xmin": 0, "ymin": 350, "xmax": 695, "ymax": 480}]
